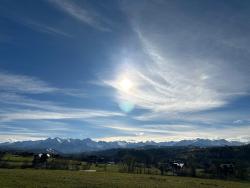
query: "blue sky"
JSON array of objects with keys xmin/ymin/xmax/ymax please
[{"xmin": 0, "ymin": 0, "xmax": 250, "ymax": 142}]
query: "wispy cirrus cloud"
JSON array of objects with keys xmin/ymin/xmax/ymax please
[
  {"xmin": 104, "ymin": 33, "xmax": 249, "ymax": 117},
  {"xmin": 102, "ymin": 1, "xmax": 250, "ymax": 122},
  {"xmin": 95, "ymin": 1, "xmax": 250, "ymax": 143},
  {"xmin": 0, "ymin": 109, "xmax": 124, "ymax": 122},
  {"xmin": 0, "ymin": 71, "xmax": 124, "ymax": 140},
  {"xmin": 1, "ymin": 1, "xmax": 250, "ymax": 142},
  {"xmin": 23, "ymin": 20, "xmax": 72, "ymax": 38},
  {"xmin": 0, "ymin": 71, "xmax": 86, "ymax": 97},
  {"xmin": 0, "ymin": 71, "xmax": 57, "ymax": 94},
  {"xmin": 49, "ymin": 0, "xmax": 111, "ymax": 32},
  {"xmin": 0, "ymin": 71, "xmax": 124, "ymax": 123},
  {"xmin": 96, "ymin": 123, "xmax": 250, "ymax": 142},
  {"xmin": 1, "ymin": 8, "xmax": 72, "ymax": 38},
  {"xmin": 0, "ymin": 120, "xmax": 85, "ymax": 142}
]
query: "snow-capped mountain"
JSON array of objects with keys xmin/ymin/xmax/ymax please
[{"xmin": 0, "ymin": 137, "xmax": 244, "ymax": 154}]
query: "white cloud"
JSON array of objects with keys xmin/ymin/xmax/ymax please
[
  {"xmin": 23, "ymin": 20, "xmax": 72, "ymax": 38},
  {"xmin": 0, "ymin": 71, "xmax": 86, "ymax": 98},
  {"xmin": 100, "ymin": 123, "xmax": 194, "ymax": 135},
  {"xmin": 96, "ymin": 124, "xmax": 250, "ymax": 142},
  {"xmin": 49, "ymin": 0, "xmax": 111, "ymax": 31},
  {"xmin": 102, "ymin": 7, "xmax": 250, "ymax": 120},
  {"xmin": 233, "ymin": 120, "xmax": 243, "ymax": 124},
  {"xmin": 86, "ymin": 118, "xmax": 250, "ymax": 142},
  {"xmin": 0, "ymin": 108, "xmax": 124, "ymax": 122},
  {"xmin": 0, "ymin": 71, "xmax": 124, "ymax": 123},
  {"xmin": 2, "ymin": 10, "xmax": 72, "ymax": 38},
  {"xmin": 0, "ymin": 120, "xmax": 81, "ymax": 142},
  {"xmin": 0, "ymin": 71, "xmax": 57, "ymax": 94},
  {"xmin": 0, "ymin": 133, "xmax": 46, "ymax": 143},
  {"xmin": 104, "ymin": 46, "xmax": 228, "ymax": 114}
]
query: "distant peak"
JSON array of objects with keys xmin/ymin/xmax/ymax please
[{"xmin": 0, "ymin": 137, "xmax": 245, "ymax": 154}]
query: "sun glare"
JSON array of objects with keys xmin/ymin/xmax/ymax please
[
  {"xmin": 119, "ymin": 78, "xmax": 133, "ymax": 92},
  {"xmin": 116, "ymin": 76, "xmax": 135, "ymax": 113}
]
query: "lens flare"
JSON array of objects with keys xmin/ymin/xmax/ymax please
[
  {"xmin": 119, "ymin": 100, "xmax": 134, "ymax": 113},
  {"xmin": 115, "ymin": 75, "xmax": 135, "ymax": 113}
]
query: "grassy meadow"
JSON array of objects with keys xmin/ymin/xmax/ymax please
[
  {"xmin": 0, "ymin": 168, "xmax": 249, "ymax": 188},
  {"xmin": 0, "ymin": 152, "xmax": 249, "ymax": 188}
]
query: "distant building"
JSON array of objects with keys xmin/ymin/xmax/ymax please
[
  {"xmin": 33, "ymin": 153, "xmax": 51, "ymax": 168},
  {"xmin": 173, "ymin": 162, "xmax": 185, "ymax": 168},
  {"xmin": 219, "ymin": 163, "xmax": 235, "ymax": 177},
  {"xmin": 172, "ymin": 162, "xmax": 185, "ymax": 175},
  {"xmin": 38, "ymin": 153, "xmax": 50, "ymax": 158}
]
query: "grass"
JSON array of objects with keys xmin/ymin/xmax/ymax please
[
  {"xmin": 1, "ymin": 153, "xmax": 33, "ymax": 162},
  {"xmin": 0, "ymin": 168, "xmax": 249, "ymax": 188}
]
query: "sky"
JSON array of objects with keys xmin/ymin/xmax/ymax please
[{"xmin": 0, "ymin": 0, "xmax": 250, "ymax": 142}]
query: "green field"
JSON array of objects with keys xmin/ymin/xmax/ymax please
[{"xmin": 0, "ymin": 169, "xmax": 249, "ymax": 188}]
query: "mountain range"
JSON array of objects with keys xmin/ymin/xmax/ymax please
[{"xmin": 0, "ymin": 138, "xmax": 245, "ymax": 154}]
